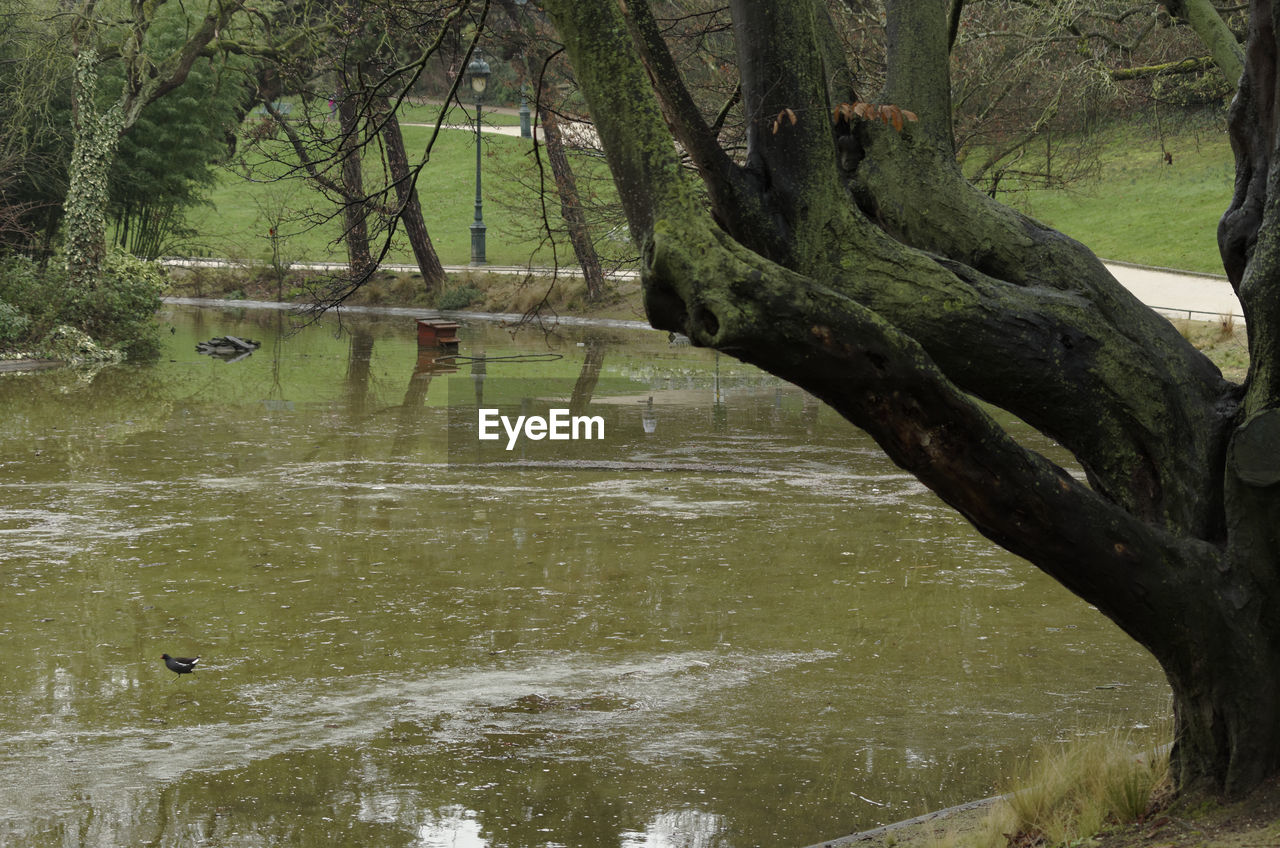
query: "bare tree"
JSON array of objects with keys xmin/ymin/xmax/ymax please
[{"xmin": 239, "ymin": 0, "xmax": 471, "ymax": 301}]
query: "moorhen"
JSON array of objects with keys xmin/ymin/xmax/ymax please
[{"xmin": 162, "ymin": 653, "xmax": 200, "ymax": 678}]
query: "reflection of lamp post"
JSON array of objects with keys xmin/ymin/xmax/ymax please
[
  {"xmin": 642, "ymin": 396, "xmax": 657, "ymax": 434},
  {"xmin": 471, "ymin": 349, "xmax": 487, "ymax": 407},
  {"xmin": 466, "ymin": 50, "xmax": 491, "ymax": 266}
]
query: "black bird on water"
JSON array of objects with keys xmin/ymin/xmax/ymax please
[{"xmin": 162, "ymin": 654, "xmax": 199, "ymax": 678}]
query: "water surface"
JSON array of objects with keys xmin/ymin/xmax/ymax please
[{"xmin": 0, "ymin": 303, "xmax": 1168, "ymax": 847}]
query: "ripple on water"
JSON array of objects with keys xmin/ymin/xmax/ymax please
[{"xmin": 0, "ymin": 649, "xmax": 836, "ymax": 826}]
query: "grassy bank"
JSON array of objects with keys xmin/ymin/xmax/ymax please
[
  {"xmin": 187, "ymin": 97, "xmax": 621, "ymax": 271},
  {"xmin": 988, "ymin": 116, "xmax": 1233, "ymax": 275},
  {"xmin": 182, "ymin": 109, "xmax": 1234, "ymax": 277},
  {"xmin": 838, "ymin": 726, "xmax": 1280, "ymax": 848},
  {"xmin": 164, "ymin": 263, "xmax": 648, "ymax": 324},
  {"xmin": 186, "ymin": 126, "xmax": 566, "ymax": 268}
]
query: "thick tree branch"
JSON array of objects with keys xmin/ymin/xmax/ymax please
[
  {"xmin": 725, "ymin": 0, "xmax": 852, "ymax": 268},
  {"xmin": 643, "ymin": 217, "xmax": 1228, "ymax": 665},
  {"xmin": 843, "ymin": 0, "xmax": 1234, "ymax": 538},
  {"xmin": 625, "ymin": 0, "xmax": 725, "ymax": 173},
  {"xmin": 1110, "ymin": 55, "xmax": 1217, "ymax": 79},
  {"xmin": 1166, "ymin": 0, "xmax": 1246, "ymax": 84},
  {"xmin": 623, "ymin": 0, "xmax": 779, "ymax": 254},
  {"xmin": 544, "ymin": 0, "xmax": 1215, "ymax": 598}
]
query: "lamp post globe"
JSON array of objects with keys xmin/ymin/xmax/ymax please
[{"xmin": 466, "ymin": 50, "xmax": 491, "ymax": 266}]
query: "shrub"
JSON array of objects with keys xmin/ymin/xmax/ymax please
[
  {"xmin": 39, "ymin": 324, "xmax": 124, "ymax": 365},
  {"xmin": 0, "ymin": 252, "xmax": 165, "ymax": 359},
  {"xmin": 0, "ymin": 256, "xmax": 74, "ymax": 341},
  {"xmin": 0, "ymin": 300, "xmax": 31, "ymax": 345},
  {"xmin": 69, "ymin": 251, "xmax": 166, "ymax": 359},
  {"xmin": 437, "ymin": 283, "xmax": 483, "ymax": 311}
]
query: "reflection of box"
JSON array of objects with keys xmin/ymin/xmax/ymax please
[
  {"xmin": 417, "ymin": 319, "xmax": 460, "ymax": 349},
  {"xmin": 415, "ymin": 349, "xmax": 459, "ymax": 375}
]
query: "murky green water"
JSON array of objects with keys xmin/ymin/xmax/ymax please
[{"xmin": 0, "ymin": 302, "xmax": 1167, "ymax": 847}]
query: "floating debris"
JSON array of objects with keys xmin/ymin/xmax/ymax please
[{"xmin": 197, "ymin": 335, "xmax": 261, "ymax": 362}]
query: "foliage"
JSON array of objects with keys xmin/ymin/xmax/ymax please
[
  {"xmin": 436, "ymin": 282, "xmax": 483, "ymax": 309},
  {"xmin": 0, "ymin": 300, "xmax": 30, "ymax": 344},
  {"xmin": 0, "ymin": 251, "xmax": 164, "ymax": 360},
  {"xmin": 102, "ymin": 9, "xmax": 252, "ymax": 259},
  {"xmin": 71, "ymin": 251, "xmax": 166, "ymax": 358},
  {"xmin": 39, "ymin": 324, "xmax": 124, "ymax": 365},
  {"xmin": 62, "ymin": 0, "xmax": 246, "ymax": 293},
  {"xmin": 1, "ymin": 1, "xmax": 252, "ymax": 264},
  {"xmin": 0, "ymin": 0, "xmax": 72, "ymax": 259},
  {"xmin": 0, "ymin": 255, "xmax": 76, "ymax": 341}
]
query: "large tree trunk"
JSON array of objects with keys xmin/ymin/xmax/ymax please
[
  {"xmin": 336, "ymin": 86, "xmax": 374, "ymax": 280},
  {"xmin": 1207, "ymin": 0, "xmax": 1280, "ymax": 792},
  {"xmin": 65, "ymin": 48, "xmax": 123, "ymax": 292},
  {"xmin": 63, "ymin": 1, "xmax": 240, "ymax": 289},
  {"xmin": 543, "ymin": 0, "xmax": 1280, "ymax": 797},
  {"xmin": 377, "ymin": 98, "xmax": 446, "ymax": 290}
]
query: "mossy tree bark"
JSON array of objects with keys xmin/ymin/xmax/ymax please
[
  {"xmin": 1165, "ymin": 0, "xmax": 1246, "ymax": 85},
  {"xmin": 65, "ymin": 0, "xmax": 243, "ymax": 291},
  {"xmin": 544, "ymin": 0, "xmax": 1280, "ymax": 797}
]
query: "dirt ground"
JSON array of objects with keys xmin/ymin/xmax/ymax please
[{"xmin": 1093, "ymin": 782, "xmax": 1280, "ymax": 848}]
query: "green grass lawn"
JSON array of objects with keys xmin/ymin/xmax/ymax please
[
  {"xmin": 186, "ymin": 109, "xmax": 1235, "ymax": 276},
  {"xmin": 992, "ymin": 117, "xmax": 1234, "ymax": 275},
  {"xmin": 187, "ymin": 117, "xmax": 566, "ymax": 268}
]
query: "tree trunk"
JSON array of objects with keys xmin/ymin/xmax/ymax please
[
  {"xmin": 542, "ymin": 0, "xmax": 1280, "ymax": 797},
  {"xmin": 63, "ymin": 1, "xmax": 241, "ymax": 288},
  {"xmin": 65, "ymin": 48, "xmax": 124, "ymax": 292},
  {"xmin": 538, "ymin": 106, "xmax": 605, "ymax": 300},
  {"xmin": 1206, "ymin": 0, "xmax": 1280, "ymax": 791},
  {"xmin": 378, "ymin": 98, "xmax": 446, "ymax": 290},
  {"xmin": 336, "ymin": 87, "xmax": 374, "ymax": 280}
]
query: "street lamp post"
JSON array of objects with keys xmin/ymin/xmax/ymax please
[
  {"xmin": 519, "ymin": 83, "xmax": 532, "ymax": 139},
  {"xmin": 514, "ymin": 0, "xmax": 531, "ymax": 138},
  {"xmin": 466, "ymin": 50, "xmax": 490, "ymax": 266}
]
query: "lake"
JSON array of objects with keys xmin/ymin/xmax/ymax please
[{"xmin": 0, "ymin": 301, "xmax": 1168, "ymax": 847}]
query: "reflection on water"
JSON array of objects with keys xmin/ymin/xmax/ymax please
[{"xmin": 0, "ymin": 303, "xmax": 1167, "ymax": 847}]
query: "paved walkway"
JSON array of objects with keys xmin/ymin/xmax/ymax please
[
  {"xmin": 165, "ymin": 257, "xmax": 1242, "ymax": 323},
  {"xmin": 1103, "ymin": 260, "xmax": 1241, "ymax": 321}
]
